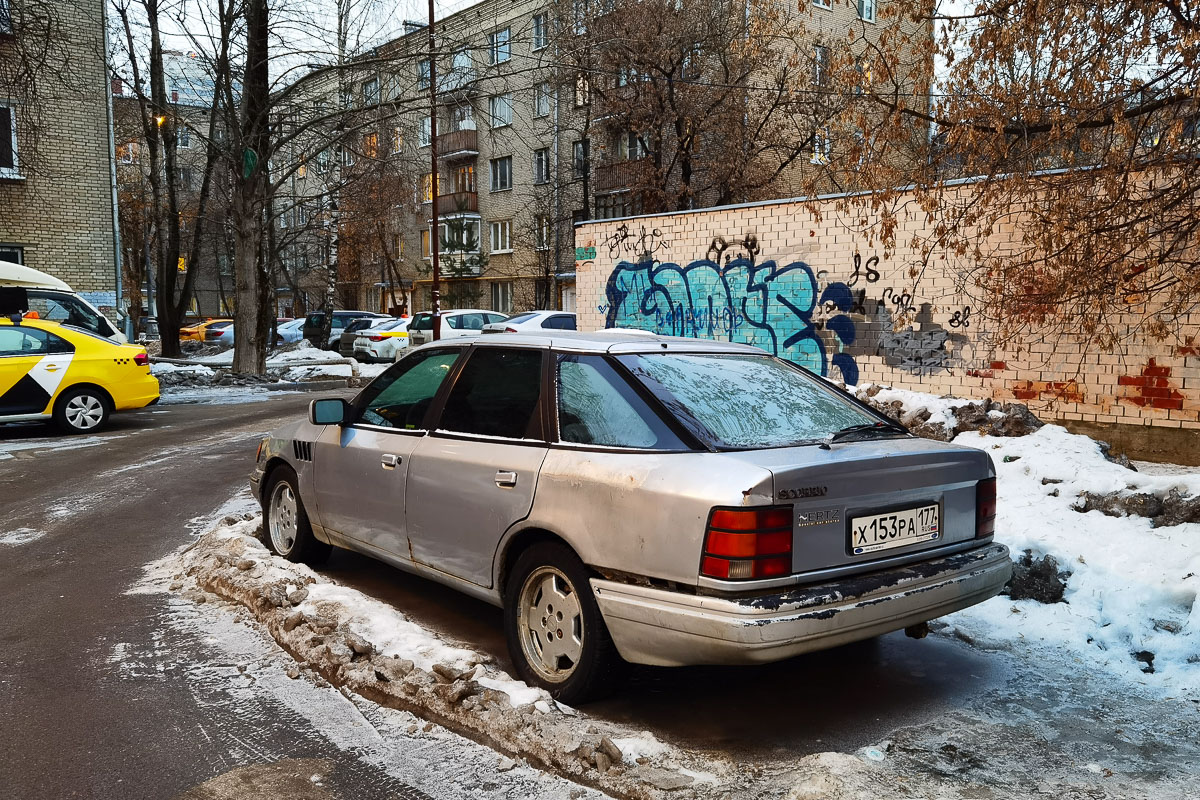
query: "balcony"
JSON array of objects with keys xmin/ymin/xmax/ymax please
[
  {"xmin": 441, "ymin": 67, "xmax": 477, "ymax": 93},
  {"xmin": 594, "ymin": 158, "xmax": 650, "ymax": 192},
  {"xmin": 437, "ymin": 128, "xmax": 478, "ymax": 161},
  {"xmin": 436, "ymin": 191, "xmax": 477, "ymax": 215}
]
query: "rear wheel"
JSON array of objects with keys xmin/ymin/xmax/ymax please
[
  {"xmin": 54, "ymin": 388, "xmax": 110, "ymax": 434},
  {"xmin": 264, "ymin": 466, "xmax": 331, "ymax": 565},
  {"xmin": 504, "ymin": 541, "xmax": 622, "ymax": 704}
]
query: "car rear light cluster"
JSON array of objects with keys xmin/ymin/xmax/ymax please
[
  {"xmin": 369, "ymin": 334, "xmax": 385, "ymax": 341},
  {"xmin": 975, "ymin": 478, "xmax": 997, "ymax": 539},
  {"xmin": 700, "ymin": 507, "xmax": 793, "ymax": 580},
  {"xmin": 134, "ymin": 352, "xmax": 149, "ymax": 367},
  {"xmin": 505, "ymin": 326, "xmax": 518, "ymax": 333}
]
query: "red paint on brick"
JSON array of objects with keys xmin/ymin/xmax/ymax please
[
  {"xmin": 1012, "ymin": 389, "xmax": 1038, "ymax": 400},
  {"xmin": 1176, "ymin": 337, "xmax": 1199, "ymax": 357},
  {"xmin": 990, "ymin": 361, "xmax": 1007, "ymax": 370},
  {"xmin": 967, "ymin": 369, "xmax": 995, "ymax": 379},
  {"xmin": 1120, "ymin": 360, "xmax": 1186, "ymax": 410}
]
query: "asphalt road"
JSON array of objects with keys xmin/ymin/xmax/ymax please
[{"xmin": 0, "ymin": 394, "xmax": 594, "ymax": 800}]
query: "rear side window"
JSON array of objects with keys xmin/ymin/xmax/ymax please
[
  {"xmin": 542, "ymin": 315, "xmax": 576, "ymax": 330},
  {"xmin": 557, "ymin": 355, "xmax": 683, "ymax": 449},
  {"xmin": 25, "ymin": 291, "xmax": 113, "ymax": 338},
  {"xmin": 439, "ymin": 347, "xmax": 543, "ymax": 439},
  {"xmin": 356, "ymin": 348, "xmax": 461, "ymax": 429},
  {"xmin": 305, "ymin": 313, "xmax": 323, "ymax": 328},
  {"xmin": 0, "ymin": 326, "xmax": 75, "ymax": 356}
]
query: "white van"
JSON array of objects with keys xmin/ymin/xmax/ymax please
[{"xmin": 0, "ymin": 260, "xmax": 126, "ymax": 343}]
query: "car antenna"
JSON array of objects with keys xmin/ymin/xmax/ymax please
[{"xmin": 8, "ymin": 313, "xmax": 21, "ymax": 326}]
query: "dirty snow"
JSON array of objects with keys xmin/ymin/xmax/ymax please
[
  {"xmin": 196, "ymin": 342, "xmax": 345, "ymax": 367},
  {"xmin": 865, "ymin": 387, "xmax": 1200, "ymax": 689},
  {"xmin": 282, "ymin": 363, "xmax": 355, "ymax": 382},
  {"xmin": 0, "ymin": 528, "xmax": 46, "ymax": 546},
  {"xmin": 150, "ymin": 362, "xmax": 215, "ymax": 378}
]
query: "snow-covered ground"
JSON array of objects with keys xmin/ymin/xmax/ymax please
[{"xmin": 150, "ymin": 342, "xmax": 389, "ymax": 396}]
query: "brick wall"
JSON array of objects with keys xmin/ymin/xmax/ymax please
[
  {"xmin": 0, "ymin": 0, "xmax": 118, "ymax": 311},
  {"xmin": 575, "ymin": 191, "xmax": 1200, "ymax": 436}
]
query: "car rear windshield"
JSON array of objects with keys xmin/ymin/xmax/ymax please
[{"xmin": 617, "ymin": 352, "xmax": 880, "ymax": 449}]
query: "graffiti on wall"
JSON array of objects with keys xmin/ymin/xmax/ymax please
[{"xmin": 602, "ymin": 258, "xmax": 860, "ymax": 384}]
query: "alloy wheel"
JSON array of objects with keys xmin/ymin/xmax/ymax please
[
  {"xmin": 517, "ymin": 566, "xmax": 584, "ymax": 683},
  {"xmin": 269, "ymin": 481, "xmax": 299, "ymax": 555}
]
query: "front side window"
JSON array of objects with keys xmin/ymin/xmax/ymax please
[
  {"xmin": 439, "ymin": 347, "xmax": 543, "ymax": 439},
  {"xmin": 557, "ymin": 355, "xmax": 683, "ymax": 449},
  {"xmin": 490, "ymin": 155, "xmax": 512, "ymax": 190},
  {"xmin": 355, "ymin": 348, "xmax": 461, "ymax": 430},
  {"xmin": 618, "ymin": 353, "xmax": 881, "ymax": 449},
  {"xmin": 25, "ymin": 291, "xmax": 114, "ymax": 338}
]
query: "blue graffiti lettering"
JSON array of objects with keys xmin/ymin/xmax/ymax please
[{"xmin": 605, "ymin": 258, "xmax": 859, "ymax": 383}]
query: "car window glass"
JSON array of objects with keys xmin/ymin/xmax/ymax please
[
  {"xmin": 504, "ymin": 313, "xmax": 536, "ymax": 325},
  {"xmin": 439, "ymin": 348, "xmax": 543, "ymax": 439},
  {"xmin": 305, "ymin": 313, "xmax": 323, "ymax": 328},
  {"xmin": 411, "ymin": 314, "xmax": 432, "ymax": 331},
  {"xmin": 486, "ymin": 313, "xmax": 507, "ymax": 324},
  {"xmin": 446, "ymin": 315, "xmax": 462, "ymax": 330},
  {"xmin": 25, "ymin": 291, "xmax": 111, "ymax": 338},
  {"xmin": 355, "ymin": 349, "xmax": 461, "ymax": 429},
  {"xmin": 0, "ymin": 326, "xmax": 74, "ymax": 356},
  {"xmin": 459, "ymin": 314, "xmax": 486, "ymax": 330},
  {"xmin": 557, "ymin": 355, "xmax": 682, "ymax": 449},
  {"xmin": 619, "ymin": 353, "xmax": 877, "ymax": 448}
]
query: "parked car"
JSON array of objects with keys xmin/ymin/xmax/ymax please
[
  {"xmin": 338, "ymin": 317, "xmax": 396, "ymax": 358},
  {"xmin": 303, "ymin": 310, "xmax": 389, "ymax": 349},
  {"xmin": 277, "ymin": 318, "xmax": 306, "ymax": 344},
  {"xmin": 208, "ymin": 323, "xmax": 235, "ymax": 347},
  {"xmin": 0, "ymin": 317, "xmax": 159, "ymax": 433},
  {"xmin": 353, "ymin": 317, "xmax": 411, "ymax": 363},
  {"xmin": 251, "ymin": 332, "xmax": 1009, "ymax": 703},
  {"xmin": 406, "ymin": 309, "xmax": 507, "ymax": 347},
  {"xmin": 1, "ymin": 260, "xmax": 126, "ymax": 343},
  {"xmin": 483, "ymin": 311, "xmax": 577, "ymax": 334},
  {"xmin": 178, "ymin": 318, "xmax": 232, "ymax": 342}
]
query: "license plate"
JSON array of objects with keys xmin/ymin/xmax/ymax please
[{"xmin": 850, "ymin": 504, "xmax": 939, "ymax": 555}]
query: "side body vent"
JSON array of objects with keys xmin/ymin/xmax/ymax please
[{"xmin": 292, "ymin": 440, "xmax": 313, "ymax": 461}]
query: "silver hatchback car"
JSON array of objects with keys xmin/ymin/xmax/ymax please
[{"xmin": 251, "ymin": 332, "xmax": 1010, "ymax": 702}]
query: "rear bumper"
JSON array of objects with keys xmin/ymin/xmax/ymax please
[{"xmin": 591, "ymin": 542, "xmax": 1011, "ymax": 667}]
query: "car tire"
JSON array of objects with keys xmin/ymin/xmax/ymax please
[
  {"xmin": 504, "ymin": 541, "xmax": 622, "ymax": 704},
  {"xmin": 263, "ymin": 466, "xmax": 332, "ymax": 565},
  {"xmin": 53, "ymin": 387, "xmax": 110, "ymax": 434}
]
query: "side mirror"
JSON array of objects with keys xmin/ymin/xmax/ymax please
[{"xmin": 310, "ymin": 397, "xmax": 349, "ymax": 426}]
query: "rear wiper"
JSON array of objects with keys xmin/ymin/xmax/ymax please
[{"xmin": 824, "ymin": 420, "xmax": 908, "ymax": 445}]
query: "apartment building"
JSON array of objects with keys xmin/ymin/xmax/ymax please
[
  {"xmin": 0, "ymin": 0, "xmax": 119, "ymax": 314},
  {"xmin": 280, "ymin": 0, "xmax": 921, "ymax": 316}
]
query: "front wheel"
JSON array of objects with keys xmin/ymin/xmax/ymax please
[
  {"xmin": 503, "ymin": 542, "xmax": 622, "ymax": 704},
  {"xmin": 54, "ymin": 388, "xmax": 110, "ymax": 434},
  {"xmin": 264, "ymin": 466, "xmax": 331, "ymax": 565}
]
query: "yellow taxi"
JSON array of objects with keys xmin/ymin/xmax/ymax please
[
  {"xmin": 0, "ymin": 316, "xmax": 160, "ymax": 433},
  {"xmin": 179, "ymin": 318, "xmax": 233, "ymax": 342}
]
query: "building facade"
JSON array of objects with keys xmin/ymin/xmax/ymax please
[{"xmin": 0, "ymin": 0, "xmax": 119, "ymax": 313}]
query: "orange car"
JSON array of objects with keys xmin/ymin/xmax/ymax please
[{"xmin": 179, "ymin": 318, "xmax": 233, "ymax": 342}]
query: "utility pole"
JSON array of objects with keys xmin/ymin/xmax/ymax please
[{"xmin": 427, "ymin": 0, "xmax": 441, "ymax": 340}]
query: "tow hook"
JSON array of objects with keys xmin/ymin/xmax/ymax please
[{"xmin": 904, "ymin": 622, "xmax": 930, "ymax": 639}]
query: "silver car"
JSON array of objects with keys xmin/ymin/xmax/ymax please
[{"xmin": 251, "ymin": 333, "xmax": 1009, "ymax": 703}]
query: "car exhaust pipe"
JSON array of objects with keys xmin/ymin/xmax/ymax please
[{"xmin": 904, "ymin": 622, "xmax": 930, "ymax": 639}]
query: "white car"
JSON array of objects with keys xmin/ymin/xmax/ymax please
[
  {"xmin": 482, "ymin": 310, "xmax": 577, "ymax": 334},
  {"xmin": 353, "ymin": 317, "xmax": 411, "ymax": 362},
  {"xmin": 406, "ymin": 309, "xmax": 507, "ymax": 347},
  {"xmin": 277, "ymin": 318, "xmax": 306, "ymax": 344}
]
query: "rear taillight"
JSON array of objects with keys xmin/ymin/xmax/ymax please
[
  {"xmin": 700, "ymin": 507, "xmax": 793, "ymax": 580},
  {"xmin": 134, "ymin": 352, "xmax": 149, "ymax": 367},
  {"xmin": 369, "ymin": 335, "xmax": 385, "ymax": 341},
  {"xmin": 975, "ymin": 478, "xmax": 997, "ymax": 539},
  {"xmin": 505, "ymin": 327, "xmax": 518, "ymax": 333}
]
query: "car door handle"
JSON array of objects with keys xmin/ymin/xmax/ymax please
[
  {"xmin": 381, "ymin": 454, "xmax": 401, "ymax": 470},
  {"xmin": 44, "ymin": 365, "xmax": 59, "ymax": 372},
  {"xmin": 495, "ymin": 470, "xmax": 518, "ymax": 488}
]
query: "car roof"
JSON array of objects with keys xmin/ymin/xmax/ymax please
[{"xmin": 414, "ymin": 329, "xmax": 765, "ymax": 355}]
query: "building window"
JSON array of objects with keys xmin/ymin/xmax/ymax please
[
  {"xmin": 363, "ymin": 77, "xmax": 380, "ymax": 105},
  {"xmin": 535, "ymin": 215, "xmax": 551, "ymax": 250},
  {"xmin": 487, "ymin": 28, "xmax": 511, "ymax": 65},
  {"xmin": 450, "ymin": 103, "xmax": 475, "ymax": 132},
  {"xmin": 279, "ymin": 207, "xmax": 290, "ymax": 228},
  {"xmin": 490, "ymin": 155, "xmax": 512, "ymax": 191},
  {"xmin": 342, "ymin": 144, "xmax": 355, "ymax": 166},
  {"xmin": 594, "ymin": 192, "xmax": 640, "ymax": 220},
  {"xmin": 117, "ymin": 142, "xmax": 138, "ymax": 164},
  {"xmin": 616, "ymin": 131, "xmax": 646, "ymax": 160},
  {"xmin": 363, "ymin": 132, "xmax": 378, "ymax": 158},
  {"xmin": 0, "ymin": 105, "xmax": 18, "ymax": 177},
  {"xmin": 572, "ymin": 139, "xmax": 588, "ymax": 177},
  {"xmin": 177, "ymin": 167, "xmax": 194, "ymax": 191},
  {"xmin": 178, "ymin": 125, "xmax": 190, "ymax": 148},
  {"xmin": 574, "ymin": 75, "xmax": 590, "ymax": 107},
  {"xmin": 681, "ymin": 46, "xmax": 701, "ymax": 80},
  {"xmin": 454, "ymin": 164, "xmax": 476, "ymax": 193},
  {"xmin": 0, "ymin": 245, "xmax": 25, "ymax": 264},
  {"xmin": 533, "ymin": 147, "xmax": 551, "ymax": 184},
  {"xmin": 420, "ymin": 173, "xmax": 434, "ymax": 203},
  {"xmin": 491, "ymin": 281, "xmax": 513, "ymax": 313},
  {"xmin": 813, "ymin": 0, "xmax": 831, "ymax": 8},
  {"xmin": 441, "ymin": 219, "xmax": 481, "ymax": 253},
  {"xmin": 419, "ymin": 117, "xmax": 431, "ymax": 147},
  {"xmin": 421, "ymin": 228, "xmax": 431, "ymax": 258},
  {"xmin": 811, "ymin": 128, "xmax": 831, "ymax": 164},
  {"xmin": 572, "ymin": 0, "xmax": 587, "ymax": 34},
  {"xmin": 490, "ymin": 220, "xmax": 512, "ymax": 253},
  {"xmin": 391, "ymin": 127, "xmax": 404, "ymax": 154},
  {"xmin": 858, "ymin": 0, "xmax": 875, "ymax": 22},
  {"xmin": 533, "ymin": 82, "xmax": 551, "ymax": 118},
  {"xmin": 532, "ymin": 13, "xmax": 548, "ymax": 50},
  {"xmin": 0, "ymin": 0, "xmax": 12, "ymax": 35},
  {"xmin": 813, "ymin": 45, "xmax": 829, "ymax": 86},
  {"xmin": 489, "ymin": 93, "xmax": 513, "ymax": 127},
  {"xmin": 297, "ymin": 204, "xmax": 308, "ymax": 226},
  {"xmin": 418, "ymin": 59, "xmax": 431, "ymax": 90}
]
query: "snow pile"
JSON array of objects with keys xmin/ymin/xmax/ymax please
[
  {"xmin": 851, "ymin": 383, "xmax": 1044, "ymax": 441},
  {"xmin": 196, "ymin": 341, "xmax": 345, "ymax": 367},
  {"xmin": 858, "ymin": 384, "xmax": 1200, "ymax": 689},
  {"xmin": 150, "ymin": 362, "xmax": 215, "ymax": 378}
]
